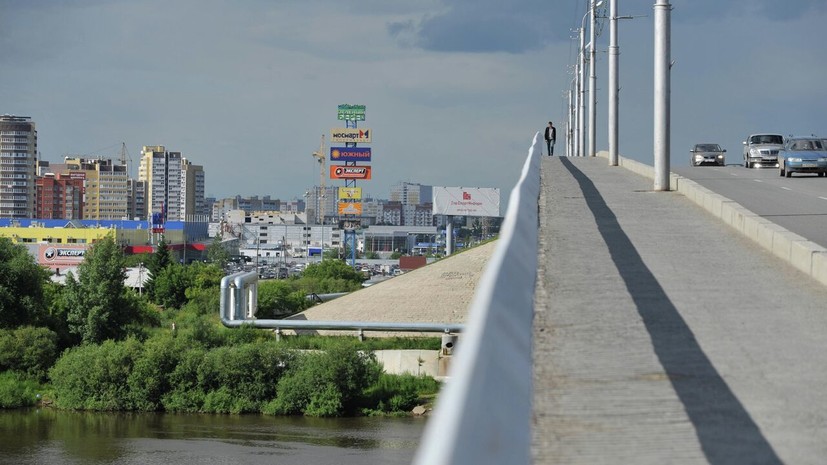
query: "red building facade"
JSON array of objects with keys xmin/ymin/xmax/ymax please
[{"xmin": 35, "ymin": 174, "xmax": 85, "ymax": 219}]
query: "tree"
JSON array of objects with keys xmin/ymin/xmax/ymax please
[
  {"xmin": 145, "ymin": 236, "xmax": 172, "ymax": 301},
  {"xmin": 0, "ymin": 237, "xmax": 50, "ymax": 328},
  {"xmin": 256, "ymin": 280, "xmax": 309, "ymax": 318},
  {"xmin": 64, "ymin": 234, "xmax": 148, "ymax": 344},
  {"xmin": 150, "ymin": 263, "xmax": 191, "ymax": 309},
  {"xmin": 206, "ymin": 235, "xmax": 231, "ymax": 268}
]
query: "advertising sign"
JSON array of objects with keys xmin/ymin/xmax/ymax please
[
  {"xmin": 338, "ymin": 202, "xmax": 363, "ymax": 215},
  {"xmin": 432, "ymin": 187, "xmax": 501, "ymax": 217},
  {"xmin": 330, "ymin": 165, "xmax": 372, "ymax": 180},
  {"xmin": 331, "ymin": 128, "xmax": 372, "ymax": 143},
  {"xmin": 38, "ymin": 244, "xmax": 89, "ymax": 269},
  {"xmin": 330, "ymin": 147, "xmax": 371, "ymax": 162},
  {"xmin": 337, "ymin": 104, "xmax": 366, "ymax": 121},
  {"xmin": 338, "ymin": 187, "xmax": 363, "ymax": 200},
  {"xmin": 68, "ymin": 172, "xmax": 86, "ymax": 180}
]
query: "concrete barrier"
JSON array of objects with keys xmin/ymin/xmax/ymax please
[{"xmin": 595, "ymin": 151, "xmax": 827, "ymax": 288}]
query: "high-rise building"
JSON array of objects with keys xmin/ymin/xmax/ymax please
[
  {"xmin": 139, "ymin": 145, "xmax": 206, "ymax": 222},
  {"xmin": 0, "ymin": 115, "xmax": 37, "ymax": 218},
  {"xmin": 127, "ymin": 179, "xmax": 147, "ymax": 221},
  {"xmin": 35, "ymin": 173, "xmax": 84, "ymax": 219},
  {"xmin": 40, "ymin": 157, "xmax": 128, "ymax": 220},
  {"xmin": 389, "ymin": 182, "xmax": 432, "ymax": 206},
  {"xmin": 304, "ymin": 186, "xmax": 336, "ymax": 224}
]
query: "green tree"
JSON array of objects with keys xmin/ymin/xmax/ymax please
[
  {"xmin": 256, "ymin": 280, "xmax": 309, "ymax": 318},
  {"xmin": 145, "ymin": 236, "xmax": 171, "ymax": 300},
  {"xmin": 0, "ymin": 237, "xmax": 50, "ymax": 328},
  {"xmin": 206, "ymin": 236, "xmax": 231, "ymax": 268},
  {"xmin": 151, "ymin": 263, "xmax": 191, "ymax": 309},
  {"xmin": 0, "ymin": 326, "xmax": 58, "ymax": 382},
  {"xmin": 64, "ymin": 235, "xmax": 148, "ymax": 344},
  {"xmin": 302, "ymin": 259, "xmax": 364, "ymax": 282}
]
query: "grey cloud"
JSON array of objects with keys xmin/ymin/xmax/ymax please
[
  {"xmin": 388, "ymin": 0, "xmax": 572, "ymax": 54},
  {"xmin": 391, "ymin": 0, "xmax": 825, "ymax": 53}
]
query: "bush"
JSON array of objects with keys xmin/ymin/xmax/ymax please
[
  {"xmin": 163, "ymin": 340, "xmax": 292, "ymax": 414},
  {"xmin": 161, "ymin": 347, "xmax": 207, "ymax": 413},
  {"xmin": 0, "ymin": 372, "xmax": 42, "ymax": 408},
  {"xmin": 0, "ymin": 326, "xmax": 58, "ymax": 382},
  {"xmin": 49, "ymin": 338, "xmax": 143, "ymax": 410},
  {"xmin": 362, "ymin": 373, "xmax": 441, "ymax": 414},
  {"xmin": 127, "ymin": 335, "xmax": 180, "ymax": 411},
  {"xmin": 266, "ymin": 342, "xmax": 381, "ymax": 417}
]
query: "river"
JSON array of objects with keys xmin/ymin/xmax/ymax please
[{"xmin": 0, "ymin": 409, "xmax": 426, "ymax": 464}]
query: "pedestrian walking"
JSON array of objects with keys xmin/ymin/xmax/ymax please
[{"xmin": 544, "ymin": 121, "xmax": 556, "ymax": 156}]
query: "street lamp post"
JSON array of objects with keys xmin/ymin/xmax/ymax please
[
  {"xmin": 588, "ymin": 0, "xmax": 603, "ymax": 157},
  {"xmin": 654, "ymin": 0, "xmax": 672, "ymax": 191},
  {"xmin": 578, "ymin": 16, "xmax": 587, "ymax": 157},
  {"xmin": 608, "ymin": 0, "xmax": 620, "ymax": 166}
]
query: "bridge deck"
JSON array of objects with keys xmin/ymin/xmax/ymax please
[{"xmin": 533, "ymin": 157, "xmax": 827, "ymax": 464}]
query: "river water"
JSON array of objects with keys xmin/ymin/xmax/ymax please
[{"xmin": 0, "ymin": 409, "xmax": 426, "ymax": 464}]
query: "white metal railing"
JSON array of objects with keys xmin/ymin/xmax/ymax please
[
  {"xmin": 219, "ymin": 272, "xmax": 464, "ymax": 334},
  {"xmin": 412, "ymin": 133, "xmax": 541, "ymax": 465}
]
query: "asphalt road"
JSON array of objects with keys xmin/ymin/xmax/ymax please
[{"xmin": 673, "ymin": 164, "xmax": 827, "ymax": 248}]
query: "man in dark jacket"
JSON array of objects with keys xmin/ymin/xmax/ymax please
[{"xmin": 544, "ymin": 121, "xmax": 556, "ymax": 156}]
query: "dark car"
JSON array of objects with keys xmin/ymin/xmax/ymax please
[{"xmin": 690, "ymin": 143, "xmax": 726, "ymax": 166}]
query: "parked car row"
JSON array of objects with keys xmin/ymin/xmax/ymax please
[{"xmin": 691, "ymin": 133, "xmax": 827, "ymax": 177}]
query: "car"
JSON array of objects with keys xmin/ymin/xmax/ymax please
[
  {"xmin": 778, "ymin": 137, "xmax": 827, "ymax": 177},
  {"xmin": 743, "ymin": 133, "xmax": 783, "ymax": 168},
  {"xmin": 690, "ymin": 143, "xmax": 726, "ymax": 166}
]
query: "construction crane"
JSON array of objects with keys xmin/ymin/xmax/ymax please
[{"xmin": 311, "ymin": 135, "xmax": 326, "ymax": 225}]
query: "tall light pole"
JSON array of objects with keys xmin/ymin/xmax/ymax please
[
  {"xmin": 567, "ymin": 81, "xmax": 575, "ymax": 156},
  {"xmin": 654, "ymin": 0, "xmax": 671, "ymax": 190},
  {"xmin": 588, "ymin": 0, "xmax": 603, "ymax": 157},
  {"xmin": 608, "ymin": 0, "xmax": 619, "ymax": 166},
  {"xmin": 578, "ymin": 13, "xmax": 588, "ymax": 157}
]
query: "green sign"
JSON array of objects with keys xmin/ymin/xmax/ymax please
[{"xmin": 337, "ymin": 104, "xmax": 366, "ymax": 121}]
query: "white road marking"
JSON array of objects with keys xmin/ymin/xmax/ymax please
[
  {"xmin": 819, "ymin": 197, "xmax": 827, "ymax": 201},
  {"xmin": 754, "ymin": 179, "xmax": 763, "ymax": 183},
  {"xmin": 781, "ymin": 187, "xmax": 792, "ymax": 191}
]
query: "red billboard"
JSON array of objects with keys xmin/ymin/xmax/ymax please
[{"xmin": 330, "ymin": 165, "xmax": 372, "ymax": 180}]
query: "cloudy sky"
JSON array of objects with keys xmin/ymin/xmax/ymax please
[{"xmin": 2, "ymin": 0, "xmax": 825, "ymax": 208}]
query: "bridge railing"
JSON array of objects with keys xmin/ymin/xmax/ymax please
[{"xmin": 412, "ymin": 133, "xmax": 542, "ymax": 465}]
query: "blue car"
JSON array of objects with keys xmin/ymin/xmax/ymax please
[{"xmin": 778, "ymin": 137, "xmax": 827, "ymax": 177}]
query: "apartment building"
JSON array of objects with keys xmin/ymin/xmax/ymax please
[
  {"xmin": 35, "ymin": 174, "xmax": 84, "ymax": 219},
  {"xmin": 0, "ymin": 115, "xmax": 37, "ymax": 218},
  {"xmin": 139, "ymin": 145, "xmax": 206, "ymax": 222},
  {"xmin": 39, "ymin": 157, "xmax": 129, "ymax": 220}
]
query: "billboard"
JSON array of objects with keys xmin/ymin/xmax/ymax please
[
  {"xmin": 38, "ymin": 244, "xmax": 89, "ymax": 269},
  {"xmin": 331, "ymin": 128, "xmax": 372, "ymax": 143},
  {"xmin": 338, "ymin": 187, "xmax": 362, "ymax": 200},
  {"xmin": 330, "ymin": 165, "xmax": 372, "ymax": 180},
  {"xmin": 432, "ymin": 187, "xmax": 500, "ymax": 217},
  {"xmin": 338, "ymin": 202, "xmax": 363, "ymax": 215},
  {"xmin": 337, "ymin": 104, "xmax": 366, "ymax": 121},
  {"xmin": 330, "ymin": 147, "xmax": 371, "ymax": 162}
]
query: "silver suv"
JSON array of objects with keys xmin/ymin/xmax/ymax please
[{"xmin": 743, "ymin": 134, "xmax": 783, "ymax": 168}]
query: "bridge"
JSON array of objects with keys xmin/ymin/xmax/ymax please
[{"xmin": 413, "ymin": 134, "xmax": 827, "ymax": 464}]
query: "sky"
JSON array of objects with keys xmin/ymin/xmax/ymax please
[{"xmin": 2, "ymin": 0, "xmax": 826, "ymax": 210}]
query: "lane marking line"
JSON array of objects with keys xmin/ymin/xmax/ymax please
[
  {"xmin": 781, "ymin": 187, "xmax": 792, "ymax": 191},
  {"xmin": 819, "ymin": 197, "xmax": 827, "ymax": 201},
  {"xmin": 754, "ymin": 179, "xmax": 763, "ymax": 183}
]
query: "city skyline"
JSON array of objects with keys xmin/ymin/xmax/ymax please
[{"xmin": 2, "ymin": 1, "xmax": 825, "ymax": 203}]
